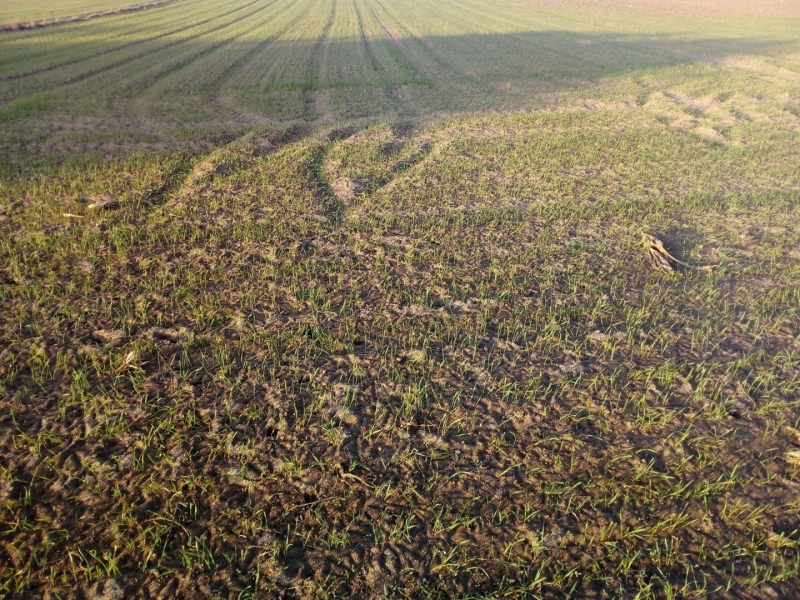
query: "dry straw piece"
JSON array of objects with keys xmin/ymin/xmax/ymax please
[
  {"xmin": 642, "ymin": 232, "xmax": 714, "ymax": 272},
  {"xmin": 786, "ymin": 450, "xmax": 800, "ymax": 466},
  {"xmin": 83, "ymin": 195, "xmax": 120, "ymax": 210}
]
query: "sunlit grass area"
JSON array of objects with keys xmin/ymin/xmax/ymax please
[{"xmin": 0, "ymin": 0, "xmax": 155, "ymax": 28}]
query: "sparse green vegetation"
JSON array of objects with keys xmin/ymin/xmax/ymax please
[
  {"xmin": 1, "ymin": 0, "xmax": 799, "ymax": 597},
  {"xmin": 0, "ymin": 0, "xmax": 148, "ymax": 27}
]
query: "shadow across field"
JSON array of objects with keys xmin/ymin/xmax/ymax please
[
  {"xmin": 1, "ymin": 28, "xmax": 790, "ymax": 98},
  {"xmin": 0, "ymin": 24, "xmax": 796, "ymax": 169}
]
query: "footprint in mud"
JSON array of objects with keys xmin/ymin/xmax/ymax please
[
  {"xmin": 85, "ymin": 577, "xmax": 125, "ymax": 600},
  {"xmin": 364, "ymin": 547, "xmax": 402, "ymax": 587}
]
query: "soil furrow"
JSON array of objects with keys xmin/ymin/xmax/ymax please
[
  {"xmin": 303, "ymin": 0, "xmax": 338, "ymax": 118},
  {"xmin": 370, "ymin": 0, "xmax": 476, "ymax": 85},
  {"xmin": 0, "ymin": 0, "xmax": 265, "ymax": 83},
  {"xmin": 364, "ymin": 0, "xmax": 433, "ymax": 87},
  {"xmin": 208, "ymin": 0, "xmax": 314, "ymax": 94},
  {"xmin": 119, "ymin": 0, "xmax": 291, "ymax": 96},
  {"xmin": 353, "ymin": 0, "xmax": 382, "ymax": 76},
  {"xmin": 55, "ymin": 0, "xmax": 283, "ymax": 91},
  {"xmin": 0, "ymin": 0, "xmax": 177, "ymax": 33}
]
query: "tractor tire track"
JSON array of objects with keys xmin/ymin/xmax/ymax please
[
  {"xmin": 209, "ymin": 0, "xmax": 322, "ymax": 125},
  {"xmin": 302, "ymin": 0, "xmax": 337, "ymax": 119},
  {"xmin": 294, "ymin": 0, "xmax": 343, "ymax": 220},
  {"xmin": 53, "ymin": 0, "xmax": 283, "ymax": 94},
  {"xmin": 0, "ymin": 0, "xmax": 239, "ymax": 71},
  {"xmin": 364, "ymin": 1, "xmax": 423, "ymax": 80},
  {"xmin": 0, "ymin": 0, "xmax": 264, "ymax": 83},
  {"xmin": 369, "ymin": 0, "xmax": 474, "ymax": 85},
  {"xmin": 361, "ymin": 0, "xmax": 433, "ymax": 91},
  {"xmin": 245, "ymin": 0, "xmax": 327, "ymax": 90},
  {"xmin": 354, "ymin": 0, "xmax": 417, "ymax": 114},
  {"xmin": 120, "ymin": 0, "xmax": 293, "ymax": 97},
  {"xmin": 208, "ymin": 0, "xmax": 314, "ymax": 93},
  {"xmin": 353, "ymin": 0, "xmax": 382, "ymax": 77}
]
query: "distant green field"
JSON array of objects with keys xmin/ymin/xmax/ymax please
[
  {"xmin": 0, "ymin": 0, "xmax": 142, "ymax": 26},
  {"xmin": 1, "ymin": 0, "xmax": 800, "ymax": 598}
]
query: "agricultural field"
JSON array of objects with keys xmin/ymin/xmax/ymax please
[
  {"xmin": 0, "ymin": 0, "xmax": 160, "ymax": 30},
  {"xmin": 1, "ymin": 0, "xmax": 800, "ymax": 597}
]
